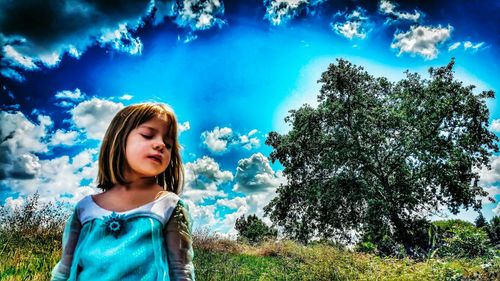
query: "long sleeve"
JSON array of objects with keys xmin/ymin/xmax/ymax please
[
  {"xmin": 164, "ymin": 199, "xmax": 195, "ymax": 281},
  {"xmin": 51, "ymin": 208, "xmax": 82, "ymax": 281}
]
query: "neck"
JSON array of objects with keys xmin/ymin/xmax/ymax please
[{"xmin": 119, "ymin": 171, "xmax": 158, "ymax": 190}]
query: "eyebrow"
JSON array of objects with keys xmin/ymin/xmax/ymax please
[{"xmin": 139, "ymin": 125, "xmax": 159, "ymax": 132}]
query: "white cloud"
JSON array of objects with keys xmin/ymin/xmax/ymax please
[
  {"xmin": 233, "ymin": 153, "xmax": 286, "ymax": 194},
  {"xmin": 99, "ymin": 24, "xmax": 143, "ymax": 55},
  {"xmin": 448, "ymin": 41, "xmax": 486, "ymax": 53},
  {"xmin": 3, "ymin": 45, "xmax": 39, "ymax": 70},
  {"xmin": 264, "ymin": 0, "xmax": 324, "ymax": 26},
  {"xmin": 174, "ymin": 0, "xmax": 226, "ymax": 31},
  {"xmin": 379, "ymin": 0, "xmax": 421, "ymax": 23},
  {"xmin": 0, "ymin": 110, "xmax": 52, "ymax": 156},
  {"xmin": 119, "ymin": 94, "xmax": 133, "ymax": 100},
  {"xmin": 476, "ymin": 155, "xmax": 500, "ymax": 185},
  {"xmin": 0, "ymin": 0, "xmax": 152, "ymax": 80},
  {"xmin": 494, "ymin": 203, "xmax": 500, "ymax": 215},
  {"xmin": 70, "ymin": 98, "xmax": 124, "ymax": 140},
  {"xmin": 0, "ymin": 109, "xmax": 100, "ymax": 204},
  {"xmin": 201, "ymin": 126, "xmax": 261, "ymax": 153},
  {"xmin": 0, "ymin": 111, "xmax": 53, "ymax": 180},
  {"xmin": 391, "ymin": 25, "xmax": 453, "ymax": 60},
  {"xmin": 3, "ymin": 149, "xmax": 99, "ymax": 203},
  {"xmin": 55, "ymin": 88, "xmax": 85, "ymax": 101},
  {"xmin": 183, "ymin": 156, "xmax": 233, "ymax": 203},
  {"xmin": 201, "ymin": 127, "xmax": 235, "ymax": 153},
  {"xmin": 50, "ymin": 129, "xmax": 79, "ymax": 146},
  {"xmin": 178, "ymin": 121, "xmax": 191, "ymax": 134},
  {"xmin": 463, "ymin": 41, "xmax": 485, "ymax": 51},
  {"xmin": 331, "ymin": 7, "xmax": 370, "ymax": 40},
  {"xmin": 448, "ymin": 42, "xmax": 461, "ymax": 51},
  {"xmin": 490, "ymin": 119, "xmax": 500, "ymax": 132}
]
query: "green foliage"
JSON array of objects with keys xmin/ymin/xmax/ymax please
[
  {"xmin": 0, "ymin": 192, "xmax": 71, "ymax": 280},
  {"xmin": 265, "ymin": 58, "xmax": 498, "ymax": 254},
  {"xmin": 430, "ymin": 220, "xmax": 493, "ymax": 259},
  {"xmin": 475, "ymin": 213, "xmax": 488, "ymax": 228},
  {"xmin": 235, "ymin": 214, "xmax": 277, "ymax": 244},
  {"xmin": 487, "ymin": 216, "xmax": 500, "ymax": 247}
]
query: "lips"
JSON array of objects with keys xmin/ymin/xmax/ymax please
[{"xmin": 147, "ymin": 155, "xmax": 163, "ymax": 164}]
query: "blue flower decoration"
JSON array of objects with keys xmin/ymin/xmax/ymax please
[{"xmin": 103, "ymin": 212, "xmax": 127, "ymax": 238}]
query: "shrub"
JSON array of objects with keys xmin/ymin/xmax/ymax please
[
  {"xmin": 431, "ymin": 220, "xmax": 493, "ymax": 259},
  {"xmin": 235, "ymin": 214, "xmax": 277, "ymax": 245}
]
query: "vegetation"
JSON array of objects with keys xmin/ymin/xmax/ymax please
[
  {"xmin": 265, "ymin": 59, "xmax": 498, "ymax": 257},
  {"xmin": 1, "ymin": 194, "xmax": 500, "ymax": 280},
  {"xmin": 235, "ymin": 214, "xmax": 277, "ymax": 244}
]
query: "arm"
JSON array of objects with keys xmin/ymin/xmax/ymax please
[
  {"xmin": 50, "ymin": 208, "xmax": 82, "ymax": 281},
  {"xmin": 164, "ymin": 199, "xmax": 195, "ymax": 281}
]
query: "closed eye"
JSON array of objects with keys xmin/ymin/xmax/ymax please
[{"xmin": 141, "ymin": 134, "xmax": 153, "ymax": 139}]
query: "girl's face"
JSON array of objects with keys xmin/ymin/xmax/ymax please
[{"xmin": 124, "ymin": 116, "xmax": 173, "ymax": 180}]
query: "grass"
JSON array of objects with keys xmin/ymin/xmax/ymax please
[
  {"xmin": 1, "ymin": 230, "xmax": 500, "ymax": 280},
  {"xmin": 1, "ymin": 194, "xmax": 499, "ymax": 280}
]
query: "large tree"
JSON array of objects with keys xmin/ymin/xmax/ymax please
[{"xmin": 264, "ymin": 59, "xmax": 498, "ymax": 248}]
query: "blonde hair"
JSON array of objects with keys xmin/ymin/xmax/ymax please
[{"xmin": 97, "ymin": 103, "xmax": 184, "ymax": 194}]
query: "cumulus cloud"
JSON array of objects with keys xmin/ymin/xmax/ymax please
[
  {"xmin": 233, "ymin": 153, "xmax": 286, "ymax": 194},
  {"xmin": 2, "ymin": 148, "xmax": 99, "ymax": 204},
  {"xmin": 0, "ymin": 110, "xmax": 98, "ymax": 205},
  {"xmin": 174, "ymin": 0, "xmax": 226, "ymax": 31},
  {"xmin": 70, "ymin": 98, "xmax": 124, "ymax": 140},
  {"xmin": 49, "ymin": 129, "xmax": 79, "ymax": 146},
  {"xmin": 0, "ymin": 0, "xmax": 153, "ymax": 80},
  {"xmin": 55, "ymin": 88, "xmax": 85, "ymax": 108},
  {"xmin": 99, "ymin": 24, "xmax": 143, "ymax": 55},
  {"xmin": 55, "ymin": 88, "xmax": 85, "ymax": 101},
  {"xmin": 0, "ymin": 0, "xmax": 231, "ymax": 79},
  {"xmin": 379, "ymin": 0, "xmax": 422, "ymax": 23},
  {"xmin": 183, "ymin": 156, "xmax": 233, "ymax": 202},
  {"xmin": 0, "ymin": 110, "xmax": 94, "ymax": 193},
  {"xmin": 201, "ymin": 127, "xmax": 261, "ymax": 154},
  {"xmin": 476, "ymin": 155, "xmax": 500, "ymax": 185},
  {"xmin": 391, "ymin": 25, "xmax": 452, "ymax": 60},
  {"xmin": 213, "ymin": 191, "xmax": 278, "ymax": 235},
  {"xmin": 264, "ymin": 0, "xmax": 325, "ymax": 26},
  {"xmin": 0, "ymin": 111, "xmax": 53, "ymax": 180},
  {"xmin": 331, "ymin": 7, "xmax": 370, "ymax": 40}
]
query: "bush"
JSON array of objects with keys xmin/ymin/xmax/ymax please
[
  {"xmin": 235, "ymin": 214, "xmax": 277, "ymax": 245},
  {"xmin": 431, "ymin": 220, "xmax": 493, "ymax": 259},
  {"xmin": 0, "ymin": 191, "xmax": 71, "ymax": 252}
]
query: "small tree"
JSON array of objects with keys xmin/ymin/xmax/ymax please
[
  {"xmin": 235, "ymin": 214, "xmax": 277, "ymax": 244},
  {"xmin": 475, "ymin": 212, "xmax": 488, "ymax": 228}
]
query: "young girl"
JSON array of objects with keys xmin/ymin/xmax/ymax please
[{"xmin": 51, "ymin": 103, "xmax": 195, "ymax": 281}]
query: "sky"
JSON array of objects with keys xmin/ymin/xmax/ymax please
[{"xmin": 1, "ymin": 0, "xmax": 499, "ymax": 237}]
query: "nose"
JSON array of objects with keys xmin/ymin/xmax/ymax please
[{"xmin": 153, "ymin": 142, "xmax": 165, "ymax": 151}]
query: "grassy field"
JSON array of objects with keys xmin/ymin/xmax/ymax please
[{"xmin": 1, "ymin": 232, "xmax": 499, "ymax": 281}]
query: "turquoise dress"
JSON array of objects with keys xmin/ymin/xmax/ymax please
[{"xmin": 50, "ymin": 192, "xmax": 195, "ymax": 281}]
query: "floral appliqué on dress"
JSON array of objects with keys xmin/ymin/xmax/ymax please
[{"xmin": 102, "ymin": 212, "xmax": 127, "ymax": 238}]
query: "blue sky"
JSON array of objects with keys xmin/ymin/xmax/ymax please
[{"xmin": 1, "ymin": 0, "xmax": 499, "ymax": 237}]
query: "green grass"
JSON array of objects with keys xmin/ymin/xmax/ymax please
[{"xmin": 1, "ymin": 235, "xmax": 500, "ymax": 281}]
